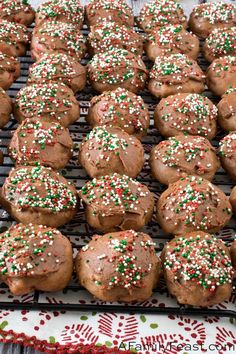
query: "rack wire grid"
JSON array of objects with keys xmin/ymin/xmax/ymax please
[{"xmin": 0, "ymin": 24, "xmax": 235, "ymax": 320}]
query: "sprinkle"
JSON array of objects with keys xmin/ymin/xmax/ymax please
[
  {"xmin": 91, "ymin": 230, "xmax": 156, "ymax": 289},
  {"xmin": 87, "ymin": 0, "xmax": 132, "ymax": 25},
  {"xmin": 205, "ymin": 27, "xmax": 236, "ymax": 58},
  {"xmin": 91, "ymin": 87, "xmax": 149, "ymax": 133},
  {"xmin": 211, "ymin": 55, "xmax": 236, "ymax": 75},
  {"xmin": 154, "ymin": 135, "xmax": 213, "ymax": 172},
  {"xmin": 88, "ymin": 47, "xmax": 147, "ymax": 85},
  {"xmin": 164, "ymin": 233, "xmax": 234, "ymax": 291},
  {"xmin": 80, "ymin": 173, "xmax": 150, "ymax": 213},
  {"xmin": 9, "ymin": 119, "xmax": 71, "ymax": 165},
  {"xmin": 192, "ymin": 2, "xmax": 235, "ymax": 24},
  {"xmin": 159, "ymin": 176, "xmax": 232, "ymax": 230},
  {"xmin": 37, "ymin": 0, "xmax": 84, "ymax": 25},
  {"xmin": 0, "ymin": 224, "xmax": 61, "ymax": 276},
  {"xmin": 150, "ymin": 53, "xmax": 205, "ymax": 86},
  {"xmin": 138, "ymin": 0, "xmax": 186, "ymax": 32},
  {"xmin": 88, "ymin": 20, "xmax": 141, "ymax": 55},
  {"xmin": 15, "ymin": 82, "xmax": 73, "ymax": 120},
  {"xmin": 28, "ymin": 53, "xmax": 77, "ymax": 82},
  {"xmin": 219, "ymin": 131, "xmax": 236, "ymax": 158},
  {"xmin": 35, "ymin": 21, "xmax": 86, "ymax": 58},
  {"xmin": 0, "ymin": 19, "xmax": 29, "ymax": 45},
  {"xmin": 159, "ymin": 93, "xmax": 217, "ymax": 137},
  {"xmin": 4, "ymin": 165, "xmax": 77, "ymax": 212},
  {"xmin": 0, "ymin": 0, "xmax": 32, "ymax": 16}
]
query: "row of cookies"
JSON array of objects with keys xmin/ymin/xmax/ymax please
[
  {"xmin": 0, "ymin": 0, "xmax": 83, "ymax": 297},
  {"xmin": 0, "ymin": 1, "xmax": 83, "ymax": 297},
  {"xmin": 77, "ymin": 0, "xmax": 236, "ymax": 305},
  {"xmin": 0, "ymin": 0, "xmax": 150, "ymax": 299},
  {"xmin": 0, "ymin": 0, "xmax": 234, "ymax": 299},
  {"xmin": 1, "ymin": 222, "xmax": 235, "ymax": 306}
]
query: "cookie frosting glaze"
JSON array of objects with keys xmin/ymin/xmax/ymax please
[
  {"xmin": 28, "ymin": 53, "xmax": 86, "ymax": 94},
  {"xmin": 31, "ymin": 21, "xmax": 86, "ymax": 61},
  {"xmin": 85, "ymin": 0, "xmax": 134, "ymax": 27},
  {"xmin": 0, "ymin": 224, "xmax": 66, "ymax": 277},
  {"xmin": 145, "ymin": 24, "xmax": 199, "ymax": 61},
  {"xmin": 189, "ymin": 1, "xmax": 236, "ymax": 39},
  {"xmin": 79, "ymin": 126, "xmax": 144, "ymax": 178},
  {"xmin": 203, "ymin": 27, "xmax": 236, "ymax": 62},
  {"xmin": 0, "ymin": 19, "xmax": 29, "ymax": 57},
  {"xmin": 219, "ymin": 131, "xmax": 236, "ymax": 180},
  {"xmin": 162, "ymin": 231, "xmax": 234, "ymax": 306},
  {"xmin": 0, "ymin": 223, "xmax": 73, "ymax": 295},
  {"xmin": 206, "ymin": 55, "xmax": 236, "ymax": 96},
  {"xmin": 0, "ymin": 165, "xmax": 78, "ymax": 227},
  {"xmin": 36, "ymin": 0, "xmax": 84, "ymax": 28},
  {"xmin": 157, "ymin": 175, "xmax": 232, "ymax": 235},
  {"xmin": 0, "ymin": 87, "xmax": 12, "ymax": 128},
  {"xmin": 0, "ymin": 0, "xmax": 35, "ymax": 26},
  {"xmin": 154, "ymin": 93, "xmax": 217, "ymax": 140},
  {"xmin": 0, "ymin": 51, "xmax": 20, "ymax": 90},
  {"xmin": 88, "ymin": 21, "xmax": 143, "ymax": 56},
  {"xmin": 14, "ymin": 82, "xmax": 79, "ymax": 127},
  {"xmin": 87, "ymin": 88, "xmax": 149, "ymax": 140},
  {"xmin": 79, "ymin": 173, "xmax": 154, "ymax": 232},
  {"xmin": 148, "ymin": 53, "xmax": 205, "ymax": 98},
  {"xmin": 87, "ymin": 48, "xmax": 148, "ymax": 94},
  {"xmin": 76, "ymin": 230, "xmax": 160, "ymax": 302},
  {"xmin": 150, "ymin": 135, "xmax": 220, "ymax": 185},
  {"xmin": 137, "ymin": 0, "xmax": 187, "ymax": 33},
  {"xmin": 9, "ymin": 119, "xmax": 73, "ymax": 169},
  {"xmin": 230, "ymin": 186, "xmax": 236, "ymax": 217},
  {"xmin": 231, "ymin": 237, "xmax": 236, "ymax": 270},
  {"xmin": 217, "ymin": 87, "xmax": 236, "ymax": 131}
]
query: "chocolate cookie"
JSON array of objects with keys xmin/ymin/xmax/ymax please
[
  {"xmin": 137, "ymin": 0, "xmax": 187, "ymax": 34},
  {"xmin": 28, "ymin": 53, "xmax": 86, "ymax": 94},
  {"xmin": 189, "ymin": 2, "xmax": 236, "ymax": 39},
  {"xmin": 203, "ymin": 27, "xmax": 236, "ymax": 63},
  {"xmin": 156, "ymin": 175, "xmax": 232, "ymax": 235},
  {"xmin": 0, "ymin": 223, "xmax": 73, "ymax": 295},
  {"xmin": 79, "ymin": 173, "xmax": 154, "ymax": 232},
  {"xmin": 0, "ymin": 51, "xmax": 20, "ymax": 90},
  {"xmin": 79, "ymin": 126, "xmax": 144, "ymax": 178},
  {"xmin": 150, "ymin": 135, "xmax": 220, "ymax": 185},
  {"xmin": 88, "ymin": 21, "xmax": 143, "ymax": 56},
  {"xmin": 230, "ymin": 186, "xmax": 236, "ymax": 217},
  {"xmin": 231, "ymin": 238, "xmax": 236, "ymax": 270},
  {"xmin": 0, "ymin": 0, "xmax": 35, "ymax": 26},
  {"xmin": 0, "ymin": 150, "xmax": 3, "ymax": 165},
  {"xmin": 0, "ymin": 165, "xmax": 78, "ymax": 227},
  {"xmin": 14, "ymin": 82, "xmax": 80, "ymax": 127},
  {"xmin": 87, "ymin": 48, "xmax": 147, "ymax": 94},
  {"xmin": 162, "ymin": 231, "xmax": 234, "ymax": 306},
  {"xmin": 35, "ymin": 0, "xmax": 84, "ymax": 28},
  {"xmin": 145, "ymin": 24, "xmax": 199, "ymax": 61},
  {"xmin": 9, "ymin": 119, "xmax": 73, "ymax": 169},
  {"xmin": 217, "ymin": 87, "xmax": 236, "ymax": 131},
  {"xmin": 0, "ymin": 87, "xmax": 12, "ymax": 128},
  {"xmin": 0, "ymin": 19, "xmax": 29, "ymax": 57},
  {"xmin": 154, "ymin": 93, "xmax": 217, "ymax": 140},
  {"xmin": 148, "ymin": 54, "xmax": 205, "ymax": 99},
  {"xmin": 85, "ymin": 0, "xmax": 134, "ymax": 28},
  {"xmin": 219, "ymin": 131, "xmax": 236, "ymax": 180},
  {"xmin": 31, "ymin": 21, "xmax": 86, "ymax": 61},
  {"xmin": 76, "ymin": 230, "xmax": 160, "ymax": 302},
  {"xmin": 206, "ymin": 56, "xmax": 236, "ymax": 97},
  {"xmin": 87, "ymin": 88, "xmax": 150, "ymax": 140}
]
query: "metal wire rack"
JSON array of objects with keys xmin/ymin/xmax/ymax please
[{"xmin": 0, "ymin": 24, "xmax": 235, "ymax": 320}]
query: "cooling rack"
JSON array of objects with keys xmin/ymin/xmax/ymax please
[{"xmin": 0, "ymin": 24, "xmax": 235, "ymax": 320}]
